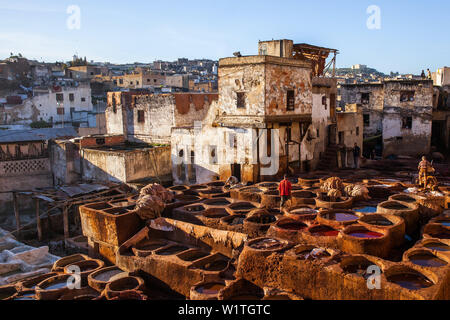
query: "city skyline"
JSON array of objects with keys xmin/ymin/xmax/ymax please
[{"xmin": 0, "ymin": 0, "xmax": 449, "ymax": 74}]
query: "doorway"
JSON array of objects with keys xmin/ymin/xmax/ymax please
[{"xmin": 231, "ymin": 163, "xmax": 241, "ymax": 181}]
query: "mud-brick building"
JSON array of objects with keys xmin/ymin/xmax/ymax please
[
  {"xmin": 171, "ymin": 40, "xmax": 342, "ymax": 184},
  {"xmin": 340, "ymin": 79, "xmax": 435, "ymax": 157},
  {"xmin": 338, "ymin": 82, "xmax": 384, "ymax": 138},
  {"xmin": 382, "ymin": 80, "xmax": 434, "ymax": 157},
  {"xmin": 105, "ymin": 91, "xmax": 218, "ymax": 144}
]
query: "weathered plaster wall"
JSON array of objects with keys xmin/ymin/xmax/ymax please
[
  {"xmin": 265, "ymin": 63, "xmax": 312, "ymax": 116},
  {"xmin": 82, "ymin": 146, "xmax": 171, "ymax": 183},
  {"xmin": 382, "ymin": 107, "xmax": 432, "ymax": 157},
  {"xmin": 106, "ymin": 92, "xmax": 217, "ymax": 144},
  {"xmin": 340, "ymin": 84, "xmax": 384, "ymax": 136},
  {"xmin": 382, "ymin": 80, "xmax": 433, "ymax": 157},
  {"xmin": 1, "ymin": 86, "xmax": 93, "ymax": 125}
]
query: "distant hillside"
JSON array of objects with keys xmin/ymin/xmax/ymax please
[{"xmin": 335, "ymin": 67, "xmax": 386, "ymax": 77}]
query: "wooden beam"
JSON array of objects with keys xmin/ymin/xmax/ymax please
[
  {"xmin": 13, "ymin": 192, "xmax": 21, "ymax": 237},
  {"xmin": 35, "ymin": 198, "xmax": 42, "ymax": 241}
]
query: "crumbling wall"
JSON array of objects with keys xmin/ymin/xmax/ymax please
[
  {"xmin": 382, "ymin": 80, "xmax": 433, "ymax": 157},
  {"xmin": 265, "ymin": 63, "xmax": 312, "ymax": 116},
  {"xmin": 217, "ymin": 60, "xmax": 266, "ymax": 116},
  {"xmin": 339, "ymin": 83, "xmax": 384, "ymax": 136}
]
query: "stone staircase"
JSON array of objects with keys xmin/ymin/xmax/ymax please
[{"xmin": 316, "ymin": 144, "xmax": 339, "ymax": 171}]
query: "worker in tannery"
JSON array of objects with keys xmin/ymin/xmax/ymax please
[
  {"xmin": 418, "ymin": 156, "xmax": 432, "ymax": 187},
  {"xmin": 353, "ymin": 143, "xmax": 361, "ymax": 169},
  {"xmin": 278, "ymin": 174, "xmax": 292, "ymax": 210}
]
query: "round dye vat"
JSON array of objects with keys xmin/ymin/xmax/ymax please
[
  {"xmin": 343, "ymin": 263, "xmax": 374, "ymax": 279},
  {"xmin": 249, "ymin": 238, "xmax": 284, "ymax": 250},
  {"xmin": 248, "ymin": 215, "xmax": 276, "ymax": 225},
  {"xmin": 309, "ymin": 226, "xmax": 339, "ymax": 237},
  {"xmin": 93, "ymin": 269, "xmax": 123, "ymax": 282},
  {"xmin": 387, "ymin": 273, "xmax": 433, "ymax": 290},
  {"xmin": 438, "ymin": 222, "xmax": 450, "ymax": 227},
  {"xmin": 430, "ymin": 232, "xmax": 450, "ymax": 239},
  {"xmin": 353, "ymin": 206, "xmax": 377, "ymax": 214},
  {"xmin": 324, "ymin": 212, "xmax": 359, "ymax": 222},
  {"xmin": 43, "ymin": 281, "xmax": 68, "ymax": 290},
  {"xmin": 185, "ymin": 205, "xmax": 205, "ymax": 212},
  {"xmin": 196, "ymin": 283, "xmax": 225, "ymax": 295},
  {"xmin": 277, "ymin": 221, "xmax": 307, "ymax": 231},
  {"xmin": 296, "ymin": 248, "xmax": 330, "ymax": 260},
  {"xmin": 156, "ymin": 245, "xmax": 189, "ymax": 256},
  {"xmin": 423, "ymin": 242, "xmax": 450, "ymax": 252},
  {"xmin": 201, "ymin": 260, "xmax": 228, "ymax": 272},
  {"xmin": 13, "ymin": 293, "xmax": 35, "ymax": 300},
  {"xmin": 347, "ymin": 231, "xmax": 383, "ymax": 239},
  {"xmin": 408, "ymin": 253, "xmax": 447, "ymax": 267},
  {"xmin": 227, "ymin": 217, "xmax": 245, "ymax": 226},
  {"xmin": 364, "ymin": 217, "xmax": 394, "ymax": 227},
  {"xmin": 291, "ymin": 208, "xmax": 318, "ymax": 215}
]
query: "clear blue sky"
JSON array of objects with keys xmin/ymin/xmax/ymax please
[{"xmin": 0, "ymin": 0, "xmax": 448, "ymax": 74}]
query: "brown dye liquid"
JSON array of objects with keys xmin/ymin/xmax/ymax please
[
  {"xmin": 79, "ymin": 264, "xmax": 98, "ymax": 272},
  {"xmin": 156, "ymin": 246, "xmax": 189, "ymax": 255},
  {"xmin": 201, "ymin": 260, "xmax": 228, "ymax": 271},
  {"xmin": 0, "ymin": 292, "xmax": 15, "ymax": 300},
  {"xmin": 206, "ymin": 200, "xmax": 230, "ymax": 206},
  {"xmin": 186, "ymin": 206, "xmax": 204, "ymax": 212},
  {"xmin": 196, "ymin": 283, "xmax": 225, "ymax": 295},
  {"xmin": 180, "ymin": 251, "xmax": 209, "ymax": 262},
  {"xmin": 137, "ymin": 242, "xmax": 166, "ymax": 251},
  {"xmin": 387, "ymin": 273, "xmax": 433, "ymax": 290},
  {"xmin": 432, "ymin": 232, "xmax": 450, "ymax": 239},
  {"xmin": 383, "ymin": 203, "xmax": 408, "ymax": 210},
  {"xmin": 423, "ymin": 242, "xmax": 450, "ymax": 252},
  {"xmin": 232, "ymin": 203, "xmax": 256, "ymax": 210},
  {"xmin": 228, "ymin": 217, "xmax": 245, "ymax": 225},
  {"xmin": 409, "ymin": 254, "xmax": 447, "ymax": 267},
  {"xmin": 249, "ymin": 215, "xmax": 276, "ymax": 224}
]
